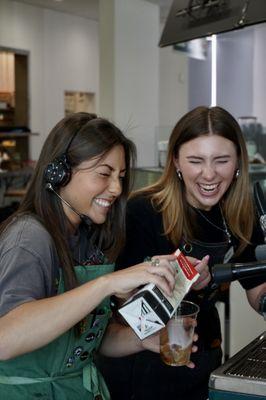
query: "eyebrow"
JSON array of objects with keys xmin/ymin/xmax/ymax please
[
  {"xmin": 186, "ymin": 155, "xmax": 231, "ymax": 160},
  {"xmin": 98, "ymin": 163, "xmax": 127, "ymax": 173}
]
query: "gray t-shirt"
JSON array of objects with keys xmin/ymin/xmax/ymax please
[{"xmin": 0, "ymin": 215, "xmax": 59, "ymax": 317}]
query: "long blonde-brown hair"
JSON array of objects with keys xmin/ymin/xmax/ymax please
[{"xmin": 133, "ymin": 106, "xmax": 254, "ymax": 255}]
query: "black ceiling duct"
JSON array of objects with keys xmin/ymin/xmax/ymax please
[{"xmin": 159, "ymin": 0, "xmax": 266, "ymax": 47}]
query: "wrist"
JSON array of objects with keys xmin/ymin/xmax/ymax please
[{"xmin": 97, "ymin": 273, "xmax": 114, "ymax": 297}]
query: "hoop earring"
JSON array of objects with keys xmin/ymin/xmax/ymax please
[
  {"xmin": 235, "ymin": 169, "xmax": 240, "ymax": 179},
  {"xmin": 176, "ymin": 169, "xmax": 183, "ymax": 180}
]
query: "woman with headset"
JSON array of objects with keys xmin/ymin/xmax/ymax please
[{"xmin": 0, "ymin": 112, "xmax": 208, "ymax": 399}]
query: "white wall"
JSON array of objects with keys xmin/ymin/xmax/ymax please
[
  {"xmin": 253, "ymin": 23, "xmax": 266, "ymax": 126},
  {"xmin": 229, "ymin": 281, "xmax": 266, "ymax": 356},
  {"xmin": 217, "ymin": 28, "xmax": 254, "ymax": 120},
  {"xmin": 0, "ymin": 0, "xmax": 99, "ymax": 160},
  {"xmin": 0, "ymin": 0, "xmax": 190, "ymax": 166},
  {"xmin": 99, "ymin": 0, "xmax": 160, "ymax": 167},
  {"xmin": 158, "ymin": 45, "xmax": 188, "ymax": 142},
  {"xmin": 115, "ymin": 0, "xmax": 160, "ymax": 167},
  {"xmin": 1, "ymin": 1, "xmax": 265, "ymax": 165},
  {"xmin": 187, "ymin": 24, "xmax": 266, "ymax": 126}
]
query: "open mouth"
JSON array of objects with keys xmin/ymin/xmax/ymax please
[
  {"xmin": 198, "ymin": 183, "xmax": 219, "ymax": 194},
  {"xmin": 94, "ymin": 198, "xmax": 112, "ymax": 208}
]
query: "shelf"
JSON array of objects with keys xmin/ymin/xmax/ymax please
[
  {"xmin": 0, "ymin": 132, "xmax": 39, "ymax": 163},
  {"xmin": 0, "ymin": 132, "xmax": 38, "ymax": 138}
]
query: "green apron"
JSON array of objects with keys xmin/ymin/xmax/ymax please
[{"xmin": 0, "ymin": 263, "xmax": 114, "ymax": 400}]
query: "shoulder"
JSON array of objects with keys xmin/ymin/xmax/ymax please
[
  {"xmin": 0, "ymin": 215, "xmax": 59, "ymax": 316},
  {"xmin": 126, "ymin": 193, "xmax": 164, "ymax": 236},
  {"xmin": 0, "ymin": 215, "xmax": 56, "ymax": 259},
  {"xmin": 128, "ymin": 194, "xmax": 157, "ymax": 216}
]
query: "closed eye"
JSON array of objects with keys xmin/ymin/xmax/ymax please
[{"xmin": 216, "ymin": 160, "xmax": 229, "ymax": 164}]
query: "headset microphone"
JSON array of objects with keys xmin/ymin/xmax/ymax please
[{"xmin": 45, "ymin": 183, "xmax": 92, "ymax": 226}]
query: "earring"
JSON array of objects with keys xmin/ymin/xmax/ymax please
[
  {"xmin": 235, "ymin": 169, "xmax": 240, "ymax": 178},
  {"xmin": 176, "ymin": 170, "xmax": 183, "ymax": 180}
]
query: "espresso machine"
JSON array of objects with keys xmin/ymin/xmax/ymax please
[
  {"xmin": 209, "ymin": 331, "xmax": 266, "ymax": 399},
  {"xmin": 209, "ymin": 181, "xmax": 266, "ymax": 398}
]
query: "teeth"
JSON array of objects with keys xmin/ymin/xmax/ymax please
[
  {"xmin": 199, "ymin": 184, "xmax": 218, "ymax": 192},
  {"xmin": 94, "ymin": 198, "xmax": 111, "ymax": 208}
]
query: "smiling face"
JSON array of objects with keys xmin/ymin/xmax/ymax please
[
  {"xmin": 174, "ymin": 134, "xmax": 238, "ymax": 210},
  {"xmin": 59, "ymin": 144, "xmax": 126, "ymax": 229}
]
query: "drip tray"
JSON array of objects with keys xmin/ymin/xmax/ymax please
[{"xmin": 209, "ymin": 331, "xmax": 266, "ymax": 397}]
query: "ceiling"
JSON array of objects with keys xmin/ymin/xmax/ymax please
[
  {"xmin": 13, "ymin": 0, "xmax": 173, "ymax": 21},
  {"xmin": 14, "ymin": 0, "xmax": 99, "ymax": 20}
]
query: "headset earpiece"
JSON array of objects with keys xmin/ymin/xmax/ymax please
[
  {"xmin": 44, "ymin": 154, "xmax": 71, "ymax": 188},
  {"xmin": 44, "ymin": 119, "xmax": 90, "ymax": 189}
]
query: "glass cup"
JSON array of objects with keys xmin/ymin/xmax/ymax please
[{"xmin": 160, "ymin": 300, "xmax": 199, "ymax": 367}]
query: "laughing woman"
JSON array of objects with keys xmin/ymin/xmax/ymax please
[
  {"xmin": 99, "ymin": 106, "xmax": 266, "ymax": 400},
  {"xmin": 0, "ymin": 112, "xmax": 180, "ymax": 400}
]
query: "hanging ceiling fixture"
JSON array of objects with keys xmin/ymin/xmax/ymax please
[{"xmin": 159, "ymin": 0, "xmax": 266, "ymax": 47}]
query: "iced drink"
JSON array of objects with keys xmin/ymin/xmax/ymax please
[{"xmin": 160, "ymin": 300, "xmax": 199, "ymax": 366}]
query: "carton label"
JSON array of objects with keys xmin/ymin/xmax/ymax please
[{"xmin": 118, "ymin": 249, "xmax": 200, "ymax": 339}]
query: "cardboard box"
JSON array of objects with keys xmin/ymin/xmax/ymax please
[{"xmin": 119, "ymin": 249, "xmax": 199, "ymax": 339}]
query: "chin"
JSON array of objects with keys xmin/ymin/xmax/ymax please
[
  {"xmin": 92, "ymin": 215, "xmax": 108, "ymax": 225},
  {"xmin": 202, "ymin": 199, "xmax": 221, "ymax": 209}
]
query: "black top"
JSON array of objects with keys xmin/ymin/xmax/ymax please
[
  {"xmin": 116, "ymin": 194, "xmax": 265, "ymax": 349},
  {"xmin": 98, "ymin": 195, "xmax": 265, "ymax": 400},
  {"xmin": 117, "ymin": 195, "xmax": 264, "ymax": 289}
]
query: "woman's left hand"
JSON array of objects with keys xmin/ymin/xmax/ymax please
[
  {"xmin": 141, "ymin": 331, "xmax": 199, "ymax": 369},
  {"xmin": 188, "ymin": 255, "xmax": 211, "ymax": 291}
]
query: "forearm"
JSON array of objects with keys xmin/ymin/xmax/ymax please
[
  {"xmin": 0, "ymin": 275, "xmax": 111, "ymax": 360},
  {"xmin": 0, "ymin": 255, "xmax": 175, "ymax": 360},
  {"xmin": 99, "ymin": 322, "xmax": 143, "ymax": 357}
]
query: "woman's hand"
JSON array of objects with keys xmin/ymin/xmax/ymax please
[
  {"xmin": 105, "ymin": 254, "xmax": 177, "ymax": 299},
  {"xmin": 141, "ymin": 330, "xmax": 199, "ymax": 369},
  {"xmin": 188, "ymin": 255, "xmax": 211, "ymax": 291}
]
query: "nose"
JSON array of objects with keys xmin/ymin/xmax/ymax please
[
  {"xmin": 108, "ymin": 176, "xmax": 122, "ymax": 197},
  {"xmin": 201, "ymin": 164, "xmax": 216, "ymax": 180}
]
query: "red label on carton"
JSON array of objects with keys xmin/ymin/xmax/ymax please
[{"xmin": 174, "ymin": 249, "xmax": 198, "ymax": 280}]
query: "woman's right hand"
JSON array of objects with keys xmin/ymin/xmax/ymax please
[{"xmin": 105, "ymin": 254, "xmax": 177, "ymax": 299}]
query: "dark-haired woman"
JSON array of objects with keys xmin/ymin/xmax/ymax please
[{"xmin": 0, "ymin": 112, "xmax": 184, "ymax": 400}]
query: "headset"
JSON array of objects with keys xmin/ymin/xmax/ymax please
[
  {"xmin": 44, "ymin": 128, "xmax": 79, "ymax": 189},
  {"xmin": 44, "ymin": 127, "xmax": 93, "ymax": 226}
]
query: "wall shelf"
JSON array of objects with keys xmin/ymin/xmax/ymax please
[{"xmin": 0, "ymin": 132, "xmax": 39, "ymax": 162}]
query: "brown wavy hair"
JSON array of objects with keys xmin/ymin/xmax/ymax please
[
  {"xmin": 0, "ymin": 112, "xmax": 136, "ymax": 292},
  {"xmin": 133, "ymin": 106, "xmax": 254, "ymax": 255}
]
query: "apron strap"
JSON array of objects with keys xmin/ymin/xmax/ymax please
[
  {"xmin": 0, "ymin": 361, "xmax": 110, "ymax": 400},
  {"xmin": 83, "ymin": 362, "xmax": 111, "ymax": 400},
  {"xmin": 0, "ymin": 371, "xmax": 80, "ymax": 385}
]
